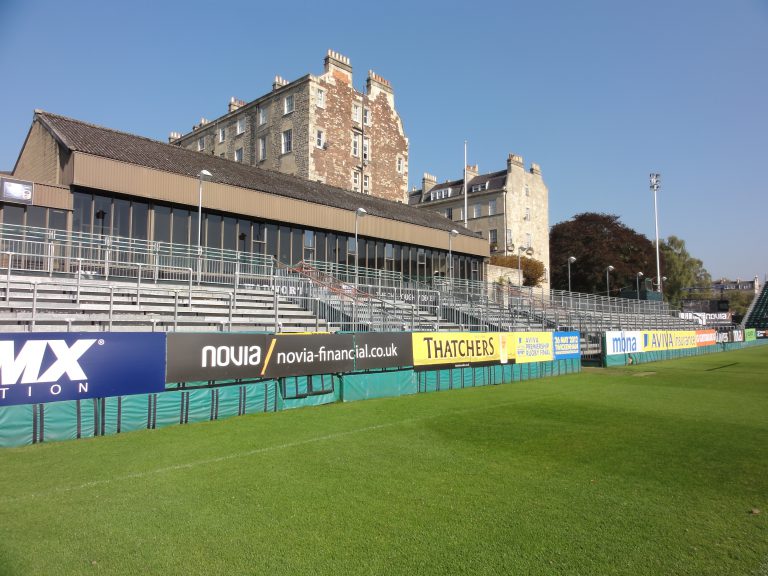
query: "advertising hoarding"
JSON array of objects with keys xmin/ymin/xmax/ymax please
[
  {"xmin": 0, "ymin": 177, "xmax": 34, "ymax": 205},
  {"xmin": 0, "ymin": 333, "xmax": 166, "ymax": 407},
  {"xmin": 695, "ymin": 330, "xmax": 717, "ymax": 347},
  {"xmin": 513, "ymin": 332, "xmax": 554, "ymax": 363},
  {"xmin": 412, "ymin": 332, "xmax": 500, "ymax": 369},
  {"xmin": 553, "ymin": 332, "xmax": 581, "ymax": 360},
  {"xmin": 605, "ymin": 331, "xmax": 644, "ymax": 356}
]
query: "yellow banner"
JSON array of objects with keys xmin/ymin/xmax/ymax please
[
  {"xmin": 641, "ymin": 330, "xmax": 697, "ymax": 352},
  {"xmin": 511, "ymin": 331, "xmax": 554, "ymax": 363},
  {"xmin": 412, "ymin": 332, "xmax": 500, "ymax": 367}
]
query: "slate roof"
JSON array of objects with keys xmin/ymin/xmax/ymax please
[
  {"xmin": 409, "ymin": 169, "xmax": 508, "ymax": 205},
  {"xmin": 34, "ymin": 111, "xmax": 476, "ymax": 237}
]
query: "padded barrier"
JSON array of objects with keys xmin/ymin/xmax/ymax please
[
  {"xmin": 603, "ymin": 338, "xmax": 767, "ymax": 367},
  {"xmin": 0, "ymin": 359, "xmax": 581, "ymax": 448}
]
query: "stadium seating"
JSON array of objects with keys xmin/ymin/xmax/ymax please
[{"xmin": 744, "ymin": 282, "xmax": 768, "ymax": 330}]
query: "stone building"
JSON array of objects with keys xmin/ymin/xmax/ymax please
[
  {"xmin": 409, "ymin": 154, "xmax": 550, "ymax": 287},
  {"xmin": 170, "ymin": 50, "xmax": 409, "ymax": 204}
]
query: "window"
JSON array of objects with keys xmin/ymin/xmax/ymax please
[
  {"xmin": 363, "ymin": 175, "xmax": 370, "ymax": 194},
  {"xmin": 258, "ymin": 136, "xmax": 267, "ymax": 161},
  {"xmin": 284, "ymin": 94, "xmax": 294, "ymax": 114},
  {"xmin": 236, "ymin": 118, "xmax": 246, "ymax": 135},
  {"xmin": 258, "ymin": 107, "xmax": 267, "ymax": 126},
  {"xmin": 363, "ymin": 107, "xmax": 371, "ymax": 125},
  {"xmin": 218, "ymin": 128, "xmax": 225, "ymax": 143},
  {"xmin": 445, "ymin": 208, "xmax": 453, "ymax": 220},
  {"xmin": 235, "ymin": 147, "xmax": 243, "ymax": 162},
  {"xmin": 525, "ymin": 233, "xmax": 532, "ymax": 248},
  {"xmin": 488, "ymin": 199, "xmax": 496, "ymax": 216},
  {"xmin": 316, "ymin": 88, "xmax": 325, "ymax": 108},
  {"xmin": 281, "ymin": 129, "xmax": 292, "ymax": 154},
  {"xmin": 352, "ymin": 134, "xmax": 359, "ymax": 157},
  {"xmin": 471, "ymin": 182, "xmax": 488, "ymax": 193},
  {"xmin": 316, "ymin": 129, "xmax": 325, "ymax": 148},
  {"xmin": 197, "ymin": 137, "xmax": 205, "ymax": 151},
  {"xmin": 489, "ymin": 229, "xmax": 498, "ymax": 244},
  {"xmin": 363, "ymin": 138, "xmax": 370, "ymax": 161},
  {"xmin": 524, "ymin": 207, "xmax": 530, "ymax": 221},
  {"xmin": 353, "ymin": 171, "xmax": 360, "ymax": 192},
  {"xmin": 525, "ymin": 184, "xmax": 530, "ymax": 197},
  {"xmin": 352, "ymin": 104, "xmax": 361, "ymax": 123},
  {"xmin": 473, "ymin": 204, "xmax": 481, "ymax": 218},
  {"xmin": 396, "ymin": 157, "xmax": 404, "ymax": 174}
]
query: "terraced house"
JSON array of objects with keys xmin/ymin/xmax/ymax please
[{"xmin": 170, "ymin": 50, "xmax": 409, "ymax": 204}]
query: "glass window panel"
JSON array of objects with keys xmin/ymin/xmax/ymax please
[
  {"xmin": 291, "ymin": 228, "xmax": 302, "ymax": 264},
  {"xmin": 94, "ymin": 196, "xmax": 111, "ymax": 236},
  {"xmin": 2, "ymin": 205, "xmax": 24, "ymax": 226},
  {"xmin": 132, "ymin": 202, "xmax": 148, "ymax": 240},
  {"xmin": 357, "ymin": 239, "xmax": 366, "ymax": 268},
  {"xmin": 27, "ymin": 206, "xmax": 46, "ymax": 229},
  {"xmin": 49, "ymin": 209, "xmax": 67, "ymax": 231},
  {"xmin": 223, "ymin": 216, "xmax": 236, "ymax": 251},
  {"xmin": 72, "ymin": 192, "xmax": 92, "ymax": 233},
  {"xmin": 172, "ymin": 208, "xmax": 190, "ymax": 246},
  {"xmin": 315, "ymin": 232, "xmax": 326, "ymax": 262},
  {"xmin": 114, "ymin": 199, "xmax": 130, "ymax": 238},
  {"xmin": 266, "ymin": 224, "xmax": 278, "ymax": 258},
  {"xmin": 336, "ymin": 234, "xmax": 346, "ymax": 265},
  {"xmin": 206, "ymin": 214, "xmax": 222, "ymax": 249},
  {"xmin": 393, "ymin": 245, "xmax": 401, "ymax": 273},
  {"xmin": 376, "ymin": 241, "xmax": 384, "ymax": 269},
  {"xmin": 153, "ymin": 205, "xmax": 171, "ymax": 243},
  {"xmin": 278, "ymin": 226, "xmax": 291, "ymax": 263}
]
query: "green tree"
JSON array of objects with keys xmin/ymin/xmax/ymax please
[
  {"xmin": 659, "ymin": 235, "xmax": 711, "ymax": 307},
  {"xmin": 549, "ymin": 213, "xmax": 655, "ymax": 295}
]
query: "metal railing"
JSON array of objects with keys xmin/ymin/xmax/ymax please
[{"xmin": 0, "ymin": 223, "xmax": 703, "ymax": 334}]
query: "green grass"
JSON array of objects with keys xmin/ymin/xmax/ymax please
[{"xmin": 1, "ymin": 347, "xmax": 767, "ymax": 575}]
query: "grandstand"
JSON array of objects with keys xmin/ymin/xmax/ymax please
[
  {"xmin": 743, "ymin": 281, "xmax": 768, "ymax": 332},
  {"xmin": 0, "ymin": 222, "xmax": 701, "ymax": 337}
]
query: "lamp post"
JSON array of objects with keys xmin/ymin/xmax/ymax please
[
  {"xmin": 567, "ymin": 256, "xmax": 576, "ymax": 292},
  {"xmin": 197, "ymin": 169, "xmax": 212, "ymax": 284},
  {"xmin": 650, "ymin": 173, "xmax": 662, "ymax": 294},
  {"xmin": 605, "ymin": 265, "xmax": 614, "ymax": 297},
  {"xmin": 636, "ymin": 271, "xmax": 644, "ymax": 300},
  {"xmin": 354, "ymin": 207, "xmax": 367, "ymax": 292},
  {"xmin": 448, "ymin": 229, "xmax": 459, "ymax": 280}
]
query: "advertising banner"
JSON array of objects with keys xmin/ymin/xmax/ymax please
[
  {"xmin": 757, "ymin": 330, "xmax": 767, "ymax": 339},
  {"xmin": 731, "ymin": 330, "xmax": 744, "ymax": 343},
  {"xmin": 642, "ymin": 330, "xmax": 697, "ymax": 352},
  {"xmin": 260, "ymin": 333, "xmax": 356, "ymax": 378},
  {"xmin": 0, "ymin": 332, "xmax": 165, "ymax": 407},
  {"xmin": 605, "ymin": 331, "xmax": 644, "ymax": 356},
  {"xmin": 513, "ymin": 332, "xmax": 554, "ymax": 363},
  {"xmin": 695, "ymin": 330, "xmax": 718, "ymax": 347},
  {"xmin": 354, "ymin": 332, "xmax": 413, "ymax": 370},
  {"xmin": 412, "ymin": 332, "xmax": 499, "ymax": 369},
  {"xmin": 167, "ymin": 333, "xmax": 268, "ymax": 382},
  {"xmin": 553, "ymin": 332, "xmax": 581, "ymax": 360},
  {"xmin": 745, "ymin": 329, "xmax": 756, "ymax": 342}
]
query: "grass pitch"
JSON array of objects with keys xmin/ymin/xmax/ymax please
[{"xmin": 1, "ymin": 346, "xmax": 767, "ymax": 575}]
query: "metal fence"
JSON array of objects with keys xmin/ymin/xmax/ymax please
[{"xmin": 0, "ymin": 223, "xmax": 702, "ymax": 333}]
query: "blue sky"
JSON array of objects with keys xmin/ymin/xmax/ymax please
[{"xmin": 1, "ymin": 0, "xmax": 766, "ymax": 282}]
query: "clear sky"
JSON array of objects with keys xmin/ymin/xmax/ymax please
[{"xmin": 1, "ymin": 0, "xmax": 766, "ymax": 282}]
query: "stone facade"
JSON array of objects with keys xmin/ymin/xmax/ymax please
[
  {"xmin": 171, "ymin": 50, "xmax": 409, "ymax": 204},
  {"xmin": 409, "ymin": 154, "xmax": 550, "ymax": 288}
]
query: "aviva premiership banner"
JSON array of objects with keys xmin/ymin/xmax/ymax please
[{"xmin": 605, "ymin": 330, "xmax": 715, "ymax": 356}]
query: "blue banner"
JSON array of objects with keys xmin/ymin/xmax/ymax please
[
  {"xmin": 0, "ymin": 332, "xmax": 166, "ymax": 407},
  {"xmin": 553, "ymin": 331, "xmax": 581, "ymax": 359}
]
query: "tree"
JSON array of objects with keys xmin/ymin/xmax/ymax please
[
  {"xmin": 549, "ymin": 213, "xmax": 655, "ymax": 295},
  {"xmin": 489, "ymin": 254, "xmax": 546, "ymax": 286},
  {"xmin": 659, "ymin": 236, "xmax": 710, "ymax": 307}
]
